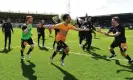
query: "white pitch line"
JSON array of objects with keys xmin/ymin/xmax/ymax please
[
  {"xmin": 0, "ymin": 37, "xmax": 130, "ymax": 62},
  {"xmin": 69, "ymin": 51, "xmax": 128, "ymax": 62},
  {"xmin": 0, "ymin": 42, "xmax": 128, "ymax": 62}
]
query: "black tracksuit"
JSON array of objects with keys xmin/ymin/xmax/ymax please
[
  {"xmin": 2, "ymin": 22, "xmax": 14, "ymax": 49},
  {"xmin": 37, "ymin": 24, "xmax": 45, "ymax": 46},
  {"xmin": 83, "ymin": 21, "xmax": 96, "ymax": 50}
]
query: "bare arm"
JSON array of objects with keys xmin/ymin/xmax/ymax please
[
  {"xmin": 105, "ymin": 32, "xmax": 121, "ymax": 37},
  {"xmin": 43, "ymin": 25, "xmax": 59, "ymax": 29},
  {"xmin": 76, "ymin": 28, "xmax": 89, "ymax": 31},
  {"xmin": 97, "ymin": 27, "xmax": 112, "ymax": 34}
]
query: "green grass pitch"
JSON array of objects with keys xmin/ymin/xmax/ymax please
[{"xmin": 0, "ymin": 28, "xmax": 133, "ymax": 80}]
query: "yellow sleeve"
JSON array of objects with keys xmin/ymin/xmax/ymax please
[
  {"xmin": 52, "ymin": 23, "xmax": 61, "ymax": 29},
  {"xmin": 69, "ymin": 24, "xmax": 77, "ymax": 30}
]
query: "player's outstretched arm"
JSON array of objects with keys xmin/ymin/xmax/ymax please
[
  {"xmin": 97, "ymin": 29, "xmax": 121, "ymax": 37},
  {"xmin": 105, "ymin": 32, "xmax": 121, "ymax": 37},
  {"xmin": 96, "ymin": 27, "xmax": 111, "ymax": 35},
  {"xmin": 43, "ymin": 25, "xmax": 59, "ymax": 29},
  {"xmin": 70, "ymin": 25, "xmax": 89, "ymax": 31},
  {"xmin": 74, "ymin": 28, "xmax": 89, "ymax": 31}
]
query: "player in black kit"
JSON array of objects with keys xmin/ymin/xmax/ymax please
[
  {"xmin": 98, "ymin": 17, "xmax": 133, "ymax": 64},
  {"xmin": 82, "ymin": 16, "xmax": 96, "ymax": 51}
]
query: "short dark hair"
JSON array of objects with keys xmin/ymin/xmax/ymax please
[
  {"xmin": 62, "ymin": 14, "xmax": 70, "ymax": 21},
  {"xmin": 26, "ymin": 16, "xmax": 32, "ymax": 21},
  {"xmin": 7, "ymin": 18, "xmax": 10, "ymax": 20},
  {"xmin": 88, "ymin": 16, "xmax": 91, "ymax": 18},
  {"xmin": 112, "ymin": 16, "xmax": 120, "ymax": 23}
]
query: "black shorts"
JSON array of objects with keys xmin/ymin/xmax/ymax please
[
  {"xmin": 21, "ymin": 38, "xmax": 34, "ymax": 48},
  {"xmin": 92, "ymin": 30, "xmax": 96, "ymax": 34},
  {"xmin": 56, "ymin": 40, "xmax": 68, "ymax": 51},
  {"xmin": 79, "ymin": 31, "xmax": 85, "ymax": 37},
  {"xmin": 38, "ymin": 33, "xmax": 45, "ymax": 38},
  {"xmin": 110, "ymin": 40, "xmax": 126, "ymax": 52}
]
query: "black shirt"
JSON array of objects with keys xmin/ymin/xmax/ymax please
[
  {"xmin": 54, "ymin": 19, "xmax": 60, "ymax": 32},
  {"xmin": 109, "ymin": 25, "xmax": 126, "ymax": 42},
  {"xmin": 37, "ymin": 24, "xmax": 45, "ymax": 34},
  {"xmin": 77, "ymin": 19, "xmax": 82, "ymax": 28},
  {"xmin": 2, "ymin": 22, "xmax": 13, "ymax": 34},
  {"xmin": 83, "ymin": 21, "xmax": 96, "ymax": 34}
]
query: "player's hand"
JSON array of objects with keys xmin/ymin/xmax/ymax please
[
  {"xmin": 43, "ymin": 26, "xmax": 47, "ymax": 28},
  {"xmin": 24, "ymin": 29, "xmax": 28, "ymax": 34},
  {"xmin": 84, "ymin": 28, "xmax": 89, "ymax": 31},
  {"xmin": 104, "ymin": 32, "xmax": 109, "ymax": 36},
  {"xmin": 96, "ymin": 27, "xmax": 101, "ymax": 32}
]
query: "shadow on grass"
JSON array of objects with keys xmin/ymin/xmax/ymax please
[
  {"xmin": 125, "ymin": 77, "xmax": 133, "ymax": 80},
  {"xmin": 94, "ymin": 37, "xmax": 100, "ymax": 39},
  {"xmin": 115, "ymin": 60, "xmax": 133, "ymax": 80},
  {"xmin": 115, "ymin": 60, "xmax": 133, "ymax": 73},
  {"xmin": 38, "ymin": 46, "xmax": 49, "ymax": 51},
  {"xmin": 89, "ymin": 46, "xmax": 101, "ymax": 51},
  {"xmin": 21, "ymin": 59, "xmax": 37, "ymax": 80},
  {"xmin": 51, "ymin": 63, "xmax": 78, "ymax": 80},
  {"xmin": 86, "ymin": 50, "xmax": 110, "ymax": 61},
  {"xmin": 0, "ymin": 48, "xmax": 13, "ymax": 54}
]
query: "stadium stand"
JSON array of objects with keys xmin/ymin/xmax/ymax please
[
  {"xmin": 80, "ymin": 13, "xmax": 133, "ymax": 29},
  {"xmin": 0, "ymin": 12, "xmax": 58, "ymax": 27}
]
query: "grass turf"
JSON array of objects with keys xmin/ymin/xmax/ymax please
[{"xmin": 0, "ymin": 28, "xmax": 133, "ymax": 80}]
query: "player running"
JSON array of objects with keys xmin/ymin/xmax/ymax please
[
  {"xmin": 20, "ymin": 16, "xmax": 34, "ymax": 60},
  {"xmin": 44, "ymin": 14, "xmax": 89, "ymax": 66},
  {"xmin": 97, "ymin": 16, "xmax": 133, "ymax": 64},
  {"xmin": 82, "ymin": 16, "xmax": 96, "ymax": 51}
]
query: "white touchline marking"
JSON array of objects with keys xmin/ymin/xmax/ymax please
[
  {"xmin": 32, "ymin": 42, "xmax": 129, "ymax": 62},
  {"xmin": 0, "ymin": 42, "xmax": 128, "ymax": 62},
  {"xmin": 70, "ymin": 51, "xmax": 128, "ymax": 61},
  {"xmin": 0, "ymin": 36, "xmax": 130, "ymax": 62}
]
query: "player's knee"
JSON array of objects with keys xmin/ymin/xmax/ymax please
[
  {"xmin": 21, "ymin": 48, "xmax": 25, "ymax": 51},
  {"xmin": 64, "ymin": 47, "xmax": 70, "ymax": 54},
  {"xmin": 109, "ymin": 48, "xmax": 114, "ymax": 51},
  {"xmin": 120, "ymin": 51, "xmax": 127, "ymax": 57},
  {"xmin": 55, "ymin": 49, "xmax": 59, "ymax": 52},
  {"xmin": 30, "ymin": 45, "xmax": 34, "ymax": 49}
]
